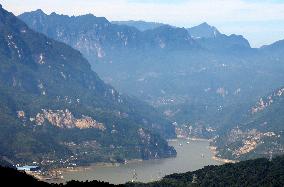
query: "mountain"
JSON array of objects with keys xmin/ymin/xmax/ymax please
[
  {"xmin": 0, "ymin": 5, "xmax": 177, "ymax": 168},
  {"xmin": 18, "ymin": 11, "xmax": 263, "ymax": 111},
  {"xmin": 188, "ymin": 22, "xmax": 221, "ymax": 39},
  {"xmin": 261, "ymin": 39, "xmax": 284, "ymax": 58},
  {"xmin": 19, "ymin": 10, "xmax": 284, "ymax": 159},
  {"xmin": 187, "ymin": 22, "xmax": 251, "ymax": 53},
  {"xmin": 19, "ymin": 10, "xmax": 198, "ymax": 60},
  {"xmin": 213, "ymin": 87, "xmax": 284, "ymax": 161},
  {"xmin": 111, "ymin": 20, "xmax": 251, "ymax": 52},
  {"xmin": 112, "ymin": 20, "xmax": 166, "ymax": 31}
]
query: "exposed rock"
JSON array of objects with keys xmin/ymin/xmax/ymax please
[{"xmin": 34, "ymin": 109, "xmax": 105, "ymax": 130}]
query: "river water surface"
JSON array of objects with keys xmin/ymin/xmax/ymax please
[{"xmin": 62, "ymin": 139, "xmax": 221, "ymax": 184}]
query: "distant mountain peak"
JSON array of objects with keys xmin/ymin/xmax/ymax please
[
  {"xmin": 31, "ymin": 9, "xmax": 46, "ymax": 16},
  {"xmin": 50, "ymin": 12, "xmax": 58, "ymax": 16},
  {"xmin": 199, "ymin": 22, "xmax": 210, "ymax": 26},
  {"xmin": 189, "ymin": 22, "xmax": 221, "ymax": 39}
]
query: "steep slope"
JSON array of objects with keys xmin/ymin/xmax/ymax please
[
  {"xmin": 214, "ymin": 87, "xmax": 284, "ymax": 161},
  {"xmin": 0, "ymin": 5, "xmax": 176, "ymax": 168},
  {"xmin": 19, "ymin": 10, "xmax": 284, "ymax": 142}
]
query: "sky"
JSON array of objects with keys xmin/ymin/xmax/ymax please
[{"xmin": 1, "ymin": 0, "xmax": 284, "ymax": 47}]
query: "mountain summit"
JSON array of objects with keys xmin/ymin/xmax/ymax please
[{"xmin": 188, "ymin": 22, "xmax": 221, "ymax": 39}]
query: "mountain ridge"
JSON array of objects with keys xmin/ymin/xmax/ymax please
[{"xmin": 17, "ymin": 8, "xmax": 284, "ymax": 162}]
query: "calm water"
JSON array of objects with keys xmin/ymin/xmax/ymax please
[{"xmin": 62, "ymin": 139, "xmax": 221, "ymax": 184}]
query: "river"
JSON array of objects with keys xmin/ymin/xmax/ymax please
[{"xmin": 61, "ymin": 139, "xmax": 221, "ymax": 184}]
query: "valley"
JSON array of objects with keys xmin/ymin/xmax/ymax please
[
  {"xmin": 0, "ymin": 2, "xmax": 284, "ymax": 186},
  {"xmin": 18, "ymin": 9, "xmax": 284, "ymax": 162}
]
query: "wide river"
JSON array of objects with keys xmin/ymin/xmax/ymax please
[{"xmin": 62, "ymin": 139, "xmax": 221, "ymax": 184}]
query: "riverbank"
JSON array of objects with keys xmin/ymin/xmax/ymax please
[
  {"xmin": 186, "ymin": 138, "xmax": 237, "ymax": 164},
  {"xmin": 53, "ymin": 139, "xmax": 219, "ymax": 184},
  {"xmin": 25, "ymin": 158, "xmax": 144, "ymax": 184},
  {"xmin": 209, "ymin": 146, "xmax": 238, "ymax": 164},
  {"xmin": 29, "ymin": 139, "xmax": 225, "ymax": 184},
  {"xmin": 60, "ymin": 159, "xmax": 144, "ymax": 172}
]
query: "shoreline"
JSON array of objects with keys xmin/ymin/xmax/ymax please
[
  {"xmin": 169, "ymin": 137, "xmax": 211, "ymax": 142},
  {"xmin": 171, "ymin": 137, "xmax": 236, "ymax": 164},
  {"xmin": 56, "ymin": 138, "xmax": 213, "ymax": 174},
  {"xmin": 209, "ymin": 146, "xmax": 237, "ymax": 164},
  {"xmin": 26, "ymin": 158, "xmax": 144, "ymax": 184},
  {"xmin": 46, "ymin": 158, "xmax": 145, "ymax": 183},
  {"xmin": 30, "ymin": 138, "xmax": 236, "ymax": 183},
  {"xmin": 186, "ymin": 137, "xmax": 211, "ymax": 142}
]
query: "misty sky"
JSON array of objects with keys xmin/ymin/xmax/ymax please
[{"xmin": 1, "ymin": 0, "xmax": 284, "ymax": 47}]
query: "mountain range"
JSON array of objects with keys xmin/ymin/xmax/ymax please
[
  {"xmin": 0, "ymin": 5, "xmax": 177, "ymax": 168},
  {"xmin": 18, "ymin": 9, "xmax": 284, "ymax": 161},
  {"xmin": 0, "ymin": 2, "xmax": 282, "ymax": 165}
]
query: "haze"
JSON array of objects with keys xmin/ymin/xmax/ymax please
[{"xmin": 1, "ymin": 0, "xmax": 284, "ymax": 47}]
